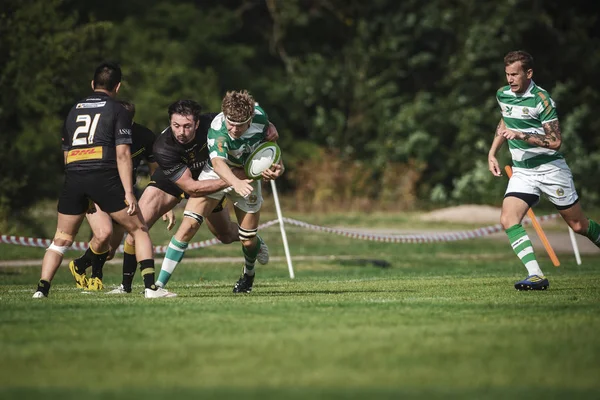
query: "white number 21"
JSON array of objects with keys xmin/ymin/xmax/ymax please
[{"xmin": 72, "ymin": 114, "xmax": 101, "ymax": 146}]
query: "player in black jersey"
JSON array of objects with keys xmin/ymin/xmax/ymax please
[
  {"xmin": 67, "ymin": 101, "xmax": 175, "ymax": 290},
  {"xmin": 106, "ymin": 100, "xmax": 279, "ymax": 294},
  {"xmin": 32, "ymin": 62, "xmax": 175, "ymax": 299}
]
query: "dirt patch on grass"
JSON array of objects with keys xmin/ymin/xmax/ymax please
[{"xmin": 420, "ymin": 205, "xmax": 501, "ymax": 224}]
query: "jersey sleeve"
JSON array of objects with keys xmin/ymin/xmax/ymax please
[
  {"xmin": 536, "ymin": 91, "xmax": 557, "ymax": 123},
  {"xmin": 114, "ymin": 104, "xmax": 133, "ymax": 146},
  {"xmin": 153, "ymin": 137, "xmax": 187, "ymax": 182},
  {"xmin": 207, "ymin": 129, "xmax": 229, "ymax": 160}
]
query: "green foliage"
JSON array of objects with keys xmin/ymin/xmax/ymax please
[
  {"xmin": 0, "ymin": 0, "xmax": 113, "ymax": 215},
  {"xmin": 1, "ymin": 0, "xmax": 600, "ymax": 219}
]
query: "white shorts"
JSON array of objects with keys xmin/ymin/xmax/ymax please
[
  {"xmin": 506, "ymin": 164, "xmax": 579, "ymax": 208},
  {"xmin": 198, "ymin": 165, "xmax": 262, "ymax": 213}
]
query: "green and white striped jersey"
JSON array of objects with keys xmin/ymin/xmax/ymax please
[
  {"xmin": 207, "ymin": 105, "xmax": 269, "ymax": 168},
  {"xmin": 497, "ymin": 81, "xmax": 564, "ymax": 169}
]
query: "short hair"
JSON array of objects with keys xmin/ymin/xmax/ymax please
[
  {"xmin": 168, "ymin": 99, "xmax": 202, "ymax": 122},
  {"xmin": 504, "ymin": 51, "xmax": 534, "ymax": 72},
  {"xmin": 118, "ymin": 100, "xmax": 135, "ymax": 120},
  {"xmin": 222, "ymin": 90, "xmax": 255, "ymax": 123},
  {"xmin": 93, "ymin": 61, "xmax": 122, "ymax": 91}
]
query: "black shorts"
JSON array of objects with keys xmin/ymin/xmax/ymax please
[
  {"xmin": 147, "ymin": 168, "xmax": 225, "ymax": 213},
  {"xmin": 148, "ymin": 168, "xmax": 187, "ymax": 201},
  {"xmin": 58, "ymin": 169, "xmax": 127, "ymax": 215}
]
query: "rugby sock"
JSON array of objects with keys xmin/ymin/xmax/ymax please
[
  {"xmin": 586, "ymin": 218, "xmax": 600, "ymax": 248},
  {"xmin": 89, "ymin": 245, "xmax": 109, "ymax": 279},
  {"xmin": 139, "ymin": 259, "xmax": 157, "ymax": 290},
  {"xmin": 506, "ymin": 224, "xmax": 543, "ymax": 276},
  {"xmin": 242, "ymin": 240, "xmax": 260, "ymax": 277},
  {"xmin": 74, "ymin": 248, "xmax": 93, "ymax": 274},
  {"xmin": 157, "ymin": 237, "xmax": 188, "ymax": 287},
  {"xmin": 36, "ymin": 280, "xmax": 51, "ymax": 296},
  {"xmin": 122, "ymin": 242, "xmax": 137, "ymax": 291}
]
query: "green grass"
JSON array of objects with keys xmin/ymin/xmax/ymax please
[{"xmin": 1, "ymin": 211, "xmax": 600, "ymax": 399}]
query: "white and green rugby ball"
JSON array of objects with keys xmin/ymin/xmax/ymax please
[{"xmin": 244, "ymin": 142, "xmax": 281, "ymax": 180}]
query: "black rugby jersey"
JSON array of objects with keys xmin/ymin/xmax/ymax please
[
  {"xmin": 62, "ymin": 92, "xmax": 132, "ymax": 171},
  {"xmin": 131, "ymin": 122, "xmax": 156, "ymax": 176},
  {"xmin": 153, "ymin": 113, "xmax": 217, "ymax": 183}
]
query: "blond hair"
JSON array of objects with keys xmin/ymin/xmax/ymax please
[{"xmin": 222, "ymin": 90, "xmax": 255, "ymax": 123}]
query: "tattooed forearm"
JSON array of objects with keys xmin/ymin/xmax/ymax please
[
  {"xmin": 522, "ymin": 133, "xmax": 552, "ymax": 148},
  {"xmin": 523, "ymin": 120, "xmax": 562, "ymax": 149}
]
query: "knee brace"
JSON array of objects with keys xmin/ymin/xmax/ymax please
[
  {"xmin": 47, "ymin": 241, "xmax": 70, "ymax": 255},
  {"xmin": 238, "ymin": 225, "xmax": 258, "ymax": 242},
  {"xmin": 183, "ymin": 211, "xmax": 204, "ymax": 225}
]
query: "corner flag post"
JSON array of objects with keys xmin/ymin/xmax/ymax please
[{"xmin": 269, "ymin": 180, "xmax": 295, "ymax": 278}]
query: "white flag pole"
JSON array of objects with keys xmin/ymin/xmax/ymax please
[
  {"xmin": 568, "ymin": 227, "xmax": 582, "ymax": 266},
  {"xmin": 269, "ymin": 180, "xmax": 295, "ymax": 278}
]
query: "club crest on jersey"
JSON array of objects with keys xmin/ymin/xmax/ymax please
[
  {"xmin": 247, "ymin": 194, "xmax": 258, "ymax": 204},
  {"xmin": 522, "ymin": 107, "xmax": 529, "ymax": 115},
  {"xmin": 556, "ymin": 188, "xmax": 565, "ymax": 197}
]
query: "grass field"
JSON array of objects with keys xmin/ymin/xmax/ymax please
[{"xmin": 1, "ymin": 209, "xmax": 600, "ymax": 399}]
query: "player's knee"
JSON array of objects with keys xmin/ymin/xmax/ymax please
[
  {"xmin": 214, "ymin": 231, "xmax": 236, "ymax": 244},
  {"xmin": 569, "ymin": 219, "xmax": 587, "ymax": 235},
  {"xmin": 500, "ymin": 214, "xmax": 517, "ymax": 230},
  {"xmin": 48, "ymin": 231, "xmax": 74, "ymax": 255},
  {"xmin": 183, "ymin": 211, "xmax": 204, "ymax": 232},
  {"xmin": 238, "ymin": 226, "xmax": 257, "ymax": 246},
  {"xmin": 52, "ymin": 231, "xmax": 74, "ymax": 248}
]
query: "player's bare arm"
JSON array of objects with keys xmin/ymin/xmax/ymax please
[
  {"xmin": 211, "ymin": 157, "xmax": 253, "ymax": 197},
  {"xmin": 173, "ymin": 167, "xmax": 231, "ymax": 198},
  {"xmin": 488, "ymin": 120, "xmax": 507, "ymax": 177},
  {"xmin": 116, "ymin": 144, "xmax": 137, "ymax": 215},
  {"xmin": 499, "ymin": 120, "xmax": 562, "ymax": 150},
  {"xmin": 265, "ymin": 122, "xmax": 279, "ymax": 142}
]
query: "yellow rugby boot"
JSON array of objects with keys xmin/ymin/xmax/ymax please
[{"xmin": 68, "ymin": 261, "xmax": 88, "ymax": 289}]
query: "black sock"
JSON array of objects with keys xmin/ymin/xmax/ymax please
[
  {"xmin": 74, "ymin": 248, "xmax": 93, "ymax": 274},
  {"xmin": 139, "ymin": 259, "xmax": 156, "ymax": 290},
  {"xmin": 122, "ymin": 252, "xmax": 137, "ymax": 291},
  {"xmin": 36, "ymin": 280, "xmax": 51, "ymax": 296},
  {"xmin": 90, "ymin": 250, "xmax": 109, "ymax": 279}
]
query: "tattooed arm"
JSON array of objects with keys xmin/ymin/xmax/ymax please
[{"xmin": 499, "ymin": 119, "xmax": 562, "ymax": 150}]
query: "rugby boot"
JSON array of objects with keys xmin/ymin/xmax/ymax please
[
  {"xmin": 87, "ymin": 277, "xmax": 104, "ymax": 291},
  {"xmin": 514, "ymin": 275, "xmax": 549, "ymax": 291},
  {"xmin": 69, "ymin": 261, "xmax": 88, "ymax": 289},
  {"xmin": 233, "ymin": 272, "xmax": 255, "ymax": 293}
]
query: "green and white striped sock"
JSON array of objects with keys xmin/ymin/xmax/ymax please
[
  {"xmin": 506, "ymin": 224, "xmax": 543, "ymax": 276},
  {"xmin": 242, "ymin": 239, "xmax": 260, "ymax": 276},
  {"xmin": 586, "ymin": 219, "xmax": 600, "ymax": 248},
  {"xmin": 157, "ymin": 237, "xmax": 188, "ymax": 287}
]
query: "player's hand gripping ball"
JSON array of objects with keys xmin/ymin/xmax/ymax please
[{"xmin": 244, "ymin": 142, "xmax": 281, "ymax": 180}]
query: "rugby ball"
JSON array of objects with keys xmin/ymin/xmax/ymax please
[{"xmin": 244, "ymin": 142, "xmax": 281, "ymax": 180}]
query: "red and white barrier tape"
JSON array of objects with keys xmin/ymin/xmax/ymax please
[{"xmin": 0, "ymin": 213, "xmax": 560, "ymax": 253}]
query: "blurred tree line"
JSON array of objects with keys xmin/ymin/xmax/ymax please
[{"xmin": 1, "ymin": 0, "xmax": 600, "ymax": 225}]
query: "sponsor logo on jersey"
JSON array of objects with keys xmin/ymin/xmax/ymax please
[
  {"xmin": 66, "ymin": 146, "xmax": 103, "ymax": 163},
  {"xmin": 556, "ymin": 188, "xmax": 565, "ymax": 197},
  {"xmin": 76, "ymin": 102, "xmax": 106, "ymax": 109},
  {"xmin": 505, "ymin": 106, "xmax": 513, "ymax": 116},
  {"xmin": 119, "ymin": 128, "xmax": 132, "ymax": 136}
]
